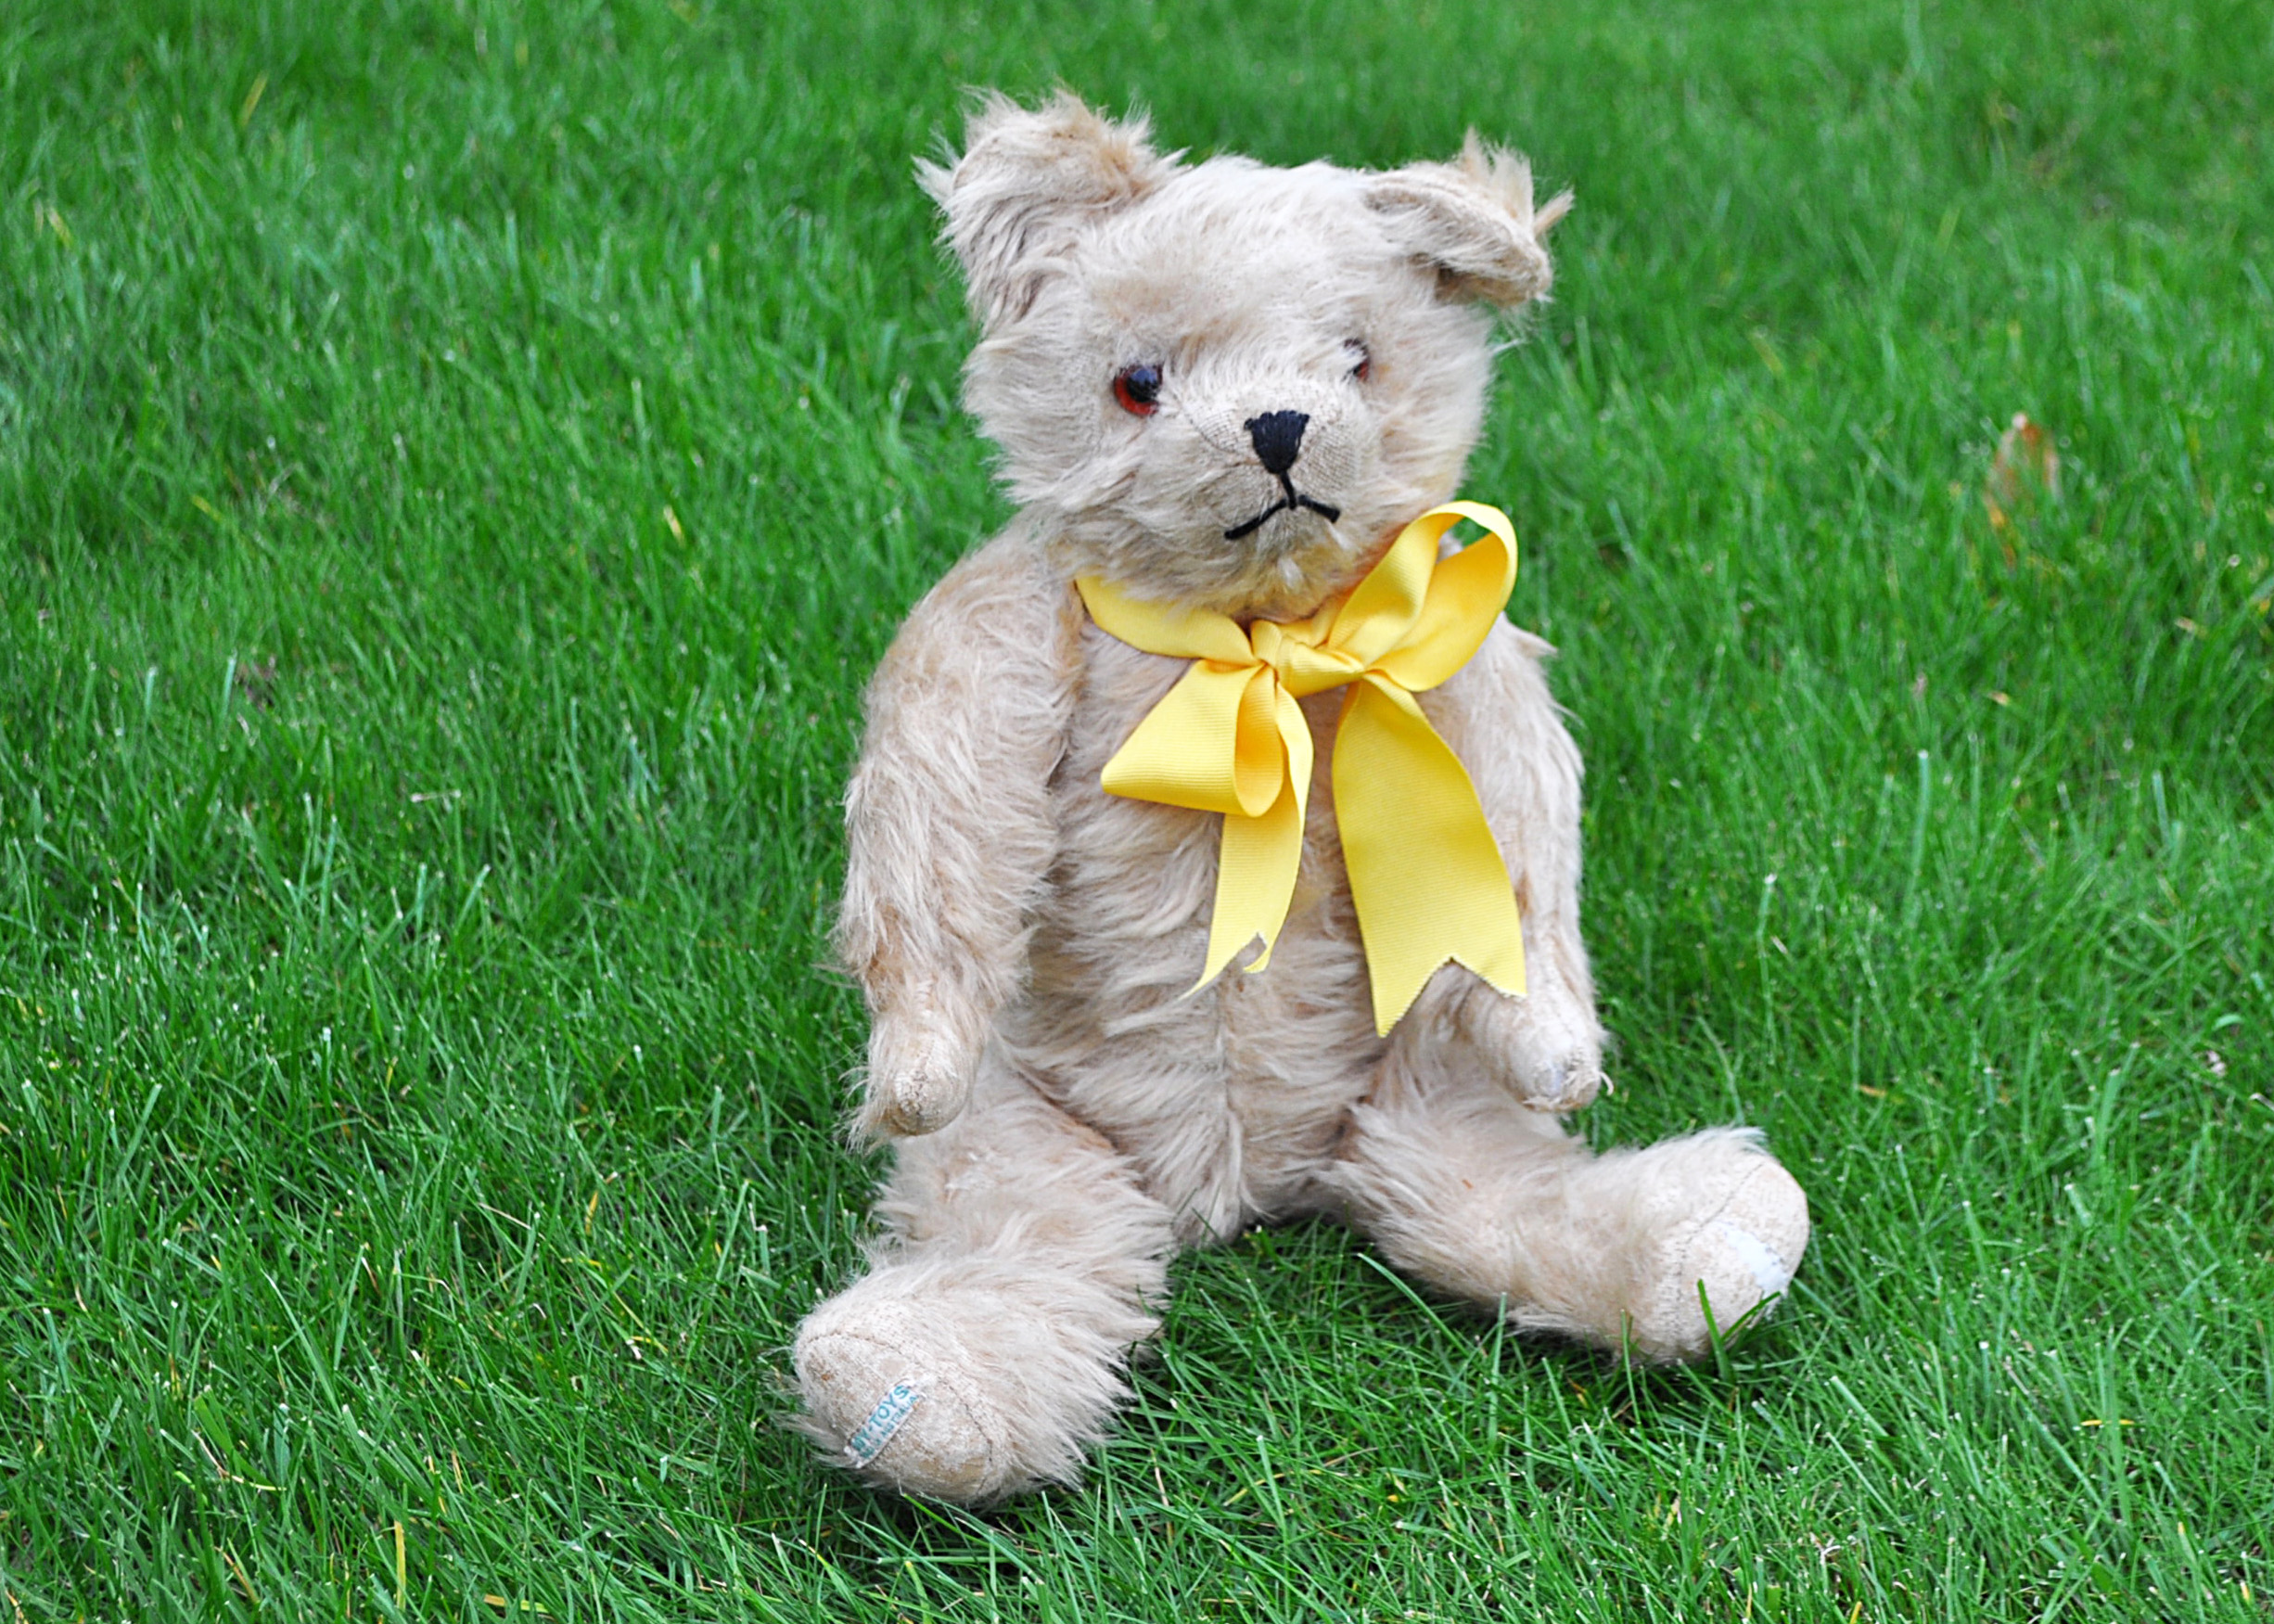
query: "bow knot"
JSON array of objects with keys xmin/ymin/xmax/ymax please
[
  {"xmin": 1076, "ymin": 502, "xmax": 1528, "ymax": 1033},
  {"xmin": 1253, "ymin": 621, "xmax": 1368, "ymax": 695}
]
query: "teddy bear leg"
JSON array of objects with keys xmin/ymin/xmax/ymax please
[
  {"xmin": 1333, "ymin": 1063, "xmax": 1808, "ymax": 1362},
  {"xmin": 792, "ymin": 1063, "xmax": 1175, "ymax": 1504}
]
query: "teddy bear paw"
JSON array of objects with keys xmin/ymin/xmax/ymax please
[
  {"xmin": 861, "ymin": 1013, "xmax": 979, "ymax": 1137},
  {"xmin": 1476, "ymin": 987, "xmax": 1603, "ymax": 1112},
  {"xmin": 1509, "ymin": 1048, "xmax": 1604, "ymax": 1113}
]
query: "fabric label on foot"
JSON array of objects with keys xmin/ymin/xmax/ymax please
[
  {"xmin": 1707, "ymin": 1220, "xmax": 1792, "ymax": 1296},
  {"xmin": 844, "ymin": 1380, "xmax": 926, "ymax": 1466}
]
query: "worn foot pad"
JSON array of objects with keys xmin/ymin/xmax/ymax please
[
  {"xmin": 793, "ymin": 1302, "xmax": 1007, "ymax": 1503},
  {"xmin": 1633, "ymin": 1152, "xmax": 1809, "ymax": 1362}
]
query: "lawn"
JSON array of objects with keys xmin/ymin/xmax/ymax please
[{"xmin": 3, "ymin": 0, "xmax": 2270, "ymax": 1618}]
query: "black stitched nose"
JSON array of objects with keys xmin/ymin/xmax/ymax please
[{"xmin": 1245, "ymin": 410, "xmax": 1309, "ymax": 476}]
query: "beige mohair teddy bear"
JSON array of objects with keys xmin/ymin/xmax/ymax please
[{"xmin": 792, "ymin": 92, "xmax": 1811, "ymax": 1504}]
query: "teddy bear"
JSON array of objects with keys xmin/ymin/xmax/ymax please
[{"xmin": 790, "ymin": 92, "xmax": 1811, "ymax": 1505}]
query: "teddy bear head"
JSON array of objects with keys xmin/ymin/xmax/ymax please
[{"xmin": 922, "ymin": 92, "xmax": 1569, "ymax": 618}]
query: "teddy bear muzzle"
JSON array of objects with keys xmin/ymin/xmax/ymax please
[{"xmin": 1222, "ymin": 409, "xmax": 1345, "ymax": 539}]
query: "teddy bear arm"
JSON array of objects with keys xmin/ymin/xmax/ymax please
[
  {"xmin": 837, "ymin": 531, "xmax": 1082, "ymax": 1138},
  {"xmin": 1408, "ymin": 620, "xmax": 1605, "ymax": 1111}
]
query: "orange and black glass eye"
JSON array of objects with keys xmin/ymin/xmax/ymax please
[
  {"xmin": 1113, "ymin": 364, "xmax": 1163, "ymax": 416},
  {"xmin": 1348, "ymin": 340, "xmax": 1373, "ymax": 382}
]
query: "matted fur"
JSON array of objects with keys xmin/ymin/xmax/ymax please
[{"xmin": 797, "ymin": 94, "xmax": 1810, "ymax": 1505}]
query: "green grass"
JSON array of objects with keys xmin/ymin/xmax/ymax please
[{"xmin": 3, "ymin": 0, "xmax": 2270, "ymax": 1617}]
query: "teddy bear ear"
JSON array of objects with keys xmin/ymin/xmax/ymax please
[
  {"xmin": 1364, "ymin": 133, "xmax": 1572, "ymax": 309},
  {"xmin": 917, "ymin": 90, "xmax": 1176, "ymax": 327}
]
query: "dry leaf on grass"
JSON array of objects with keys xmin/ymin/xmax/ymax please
[{"xmin": 1984, "ymin": 412, "xmax": 2061, "ymax": 533}]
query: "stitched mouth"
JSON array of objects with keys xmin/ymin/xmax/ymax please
[{"xmin": 1224, "ymin": 474, "xmax": 1342, "ymax": 540}]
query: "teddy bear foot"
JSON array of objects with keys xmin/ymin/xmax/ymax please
[
  {"xmin": 793, "ymin": 1300, "xmax": 1010, "ymax": 1503},
  {"xmin": 1623, "ymin": 1137, "xmax": 1809, "ymax": 1362},
  {"xmin": 792, "ymin": 1258, "xmax": 1154, "ymax": 1504}
]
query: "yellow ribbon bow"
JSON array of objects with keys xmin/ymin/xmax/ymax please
[{"xmin": 1076, "ymin": 501, "xmax": 1527, "ymax": 1034}]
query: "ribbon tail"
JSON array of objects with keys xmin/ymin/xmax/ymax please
[
  {"xmin": 1335, "ymin": 680, "xmax": 1527, "ymax": 1033},
  {"xmin": 1194, "ymin": 772, "xmax": 1306, "ymax": 991}
]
